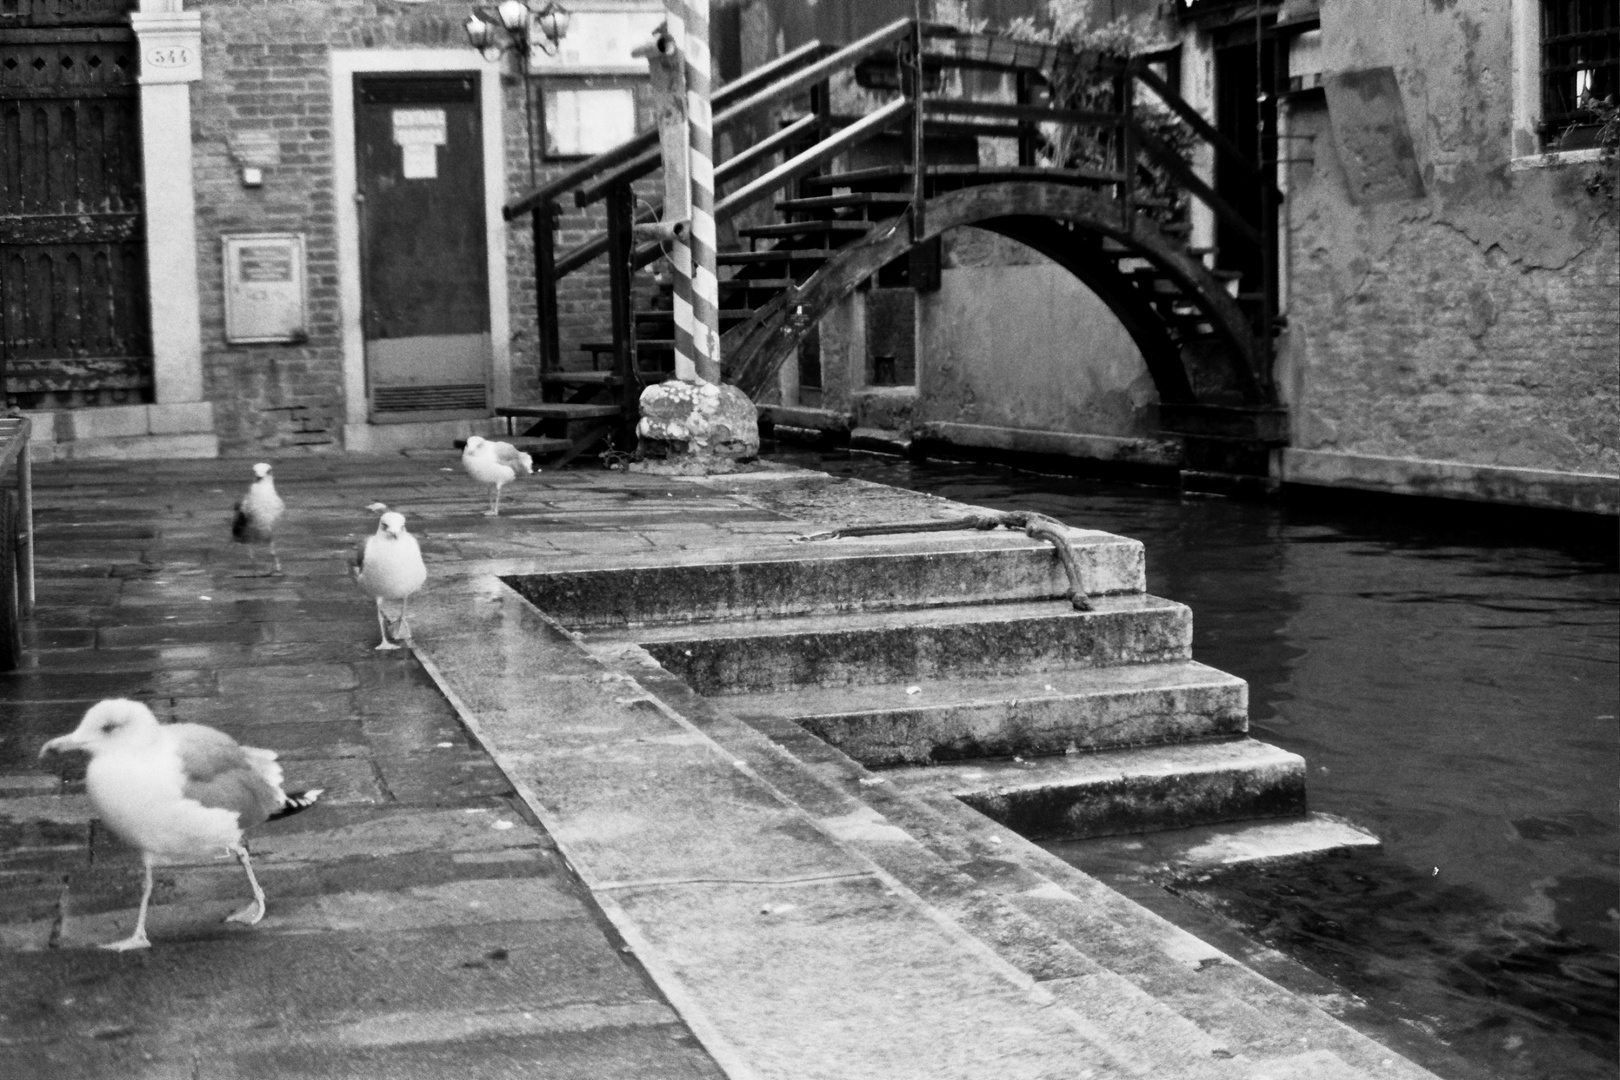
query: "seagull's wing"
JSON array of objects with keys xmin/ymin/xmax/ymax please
[
  {"xmin": 170, "ymin": 724, "xmax": 283, "ymax": 827},
  {"xmin": 350, "ymin": 536, "xmax": 368, "ymax": 577},
  {"xmin": 231, "ymin": 501, "xmax": 250, "ymax": 540},
  {"xmin": 490, "ymin": 441, "xmax": 533, "ymax": 474}
]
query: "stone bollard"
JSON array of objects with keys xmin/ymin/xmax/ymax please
[{"xmin": 632, "ymin": 378, "xmax": 760, "ymax": 474}]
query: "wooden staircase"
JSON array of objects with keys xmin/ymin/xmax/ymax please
[{"xmin": 501, "ymin": 19, "xmax": 1286, "ymax": 478}]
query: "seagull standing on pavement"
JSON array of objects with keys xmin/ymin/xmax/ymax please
[
  {"xmin": 231, "ymin": 462, "xmax": 284, "ymax": 576},
  {"xmin": 39, "ymin": 699, "xmax": 322, "ymax": 951},
  {"xmin": 461, "ymin": 435, "xmax": 535, "ymax": 516},
  {"xmin": 351, "ymin": 509, "xmax": 427, "ymax": 650}
]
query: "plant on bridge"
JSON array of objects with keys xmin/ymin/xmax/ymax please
[{"xmin": 1001, "ymin": 6, "xmax": 1198, "ymax": 223}]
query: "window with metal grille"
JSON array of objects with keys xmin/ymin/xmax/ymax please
[{"xmin": 1541, "ymin": 0, "xmax": 1619, "ymax": 149}]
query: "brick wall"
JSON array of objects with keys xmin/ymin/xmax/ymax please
[
  {"xmin": 1286, "ymin": 207, "xmax": 1619, "ymax": 475},
  {"xmin": 1282, "ymin": 73, "xmax": 1620, "ymax": 480},
  {"xmin": 189, "ymin": 0, "xmax": 633, "ymax": 451}
]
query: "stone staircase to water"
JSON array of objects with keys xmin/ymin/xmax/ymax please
[
  {"xmin": 490, "ymin": 521, "xmax": 1442, "ymax": 1078},
  {"xmin": 512, "ymin": 523, "xmax": 1346, "ymax": 850}
]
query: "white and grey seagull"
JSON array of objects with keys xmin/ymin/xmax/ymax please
[
  {"xmin": 351, "ymin": 508, "xmax": 427, "ymax": 650},
  {"xmin": 461, "ymin": 435, "xmax": 536, "ymax": 516},
  {"xmin": 231, "ymin": 462, "xmax": 284, "ymax": 576},
  {"xmin": 39, "ymin": 698, "xmax": 322, "ymax": 951}
]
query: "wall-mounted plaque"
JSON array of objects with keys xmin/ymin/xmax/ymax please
[{"xmin": 222, "ymin": 233, "xmax": 307, "ymax": 343}]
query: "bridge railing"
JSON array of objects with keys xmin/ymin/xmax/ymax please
[
  {"xmin": 501, "ymin": 21, "xmax": 916, "ymax": 378},
  {"xmin": 501, "ymin": 18, "xmax": 1279, "ymax": 386}
]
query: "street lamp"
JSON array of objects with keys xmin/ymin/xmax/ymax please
[
  {"xmin": 464, "ymin": 1, "xmax": 571, "ymax": 63},
  {"xmin": 466, "ymin": 1, "xmax": 571, "ymax": 184}
]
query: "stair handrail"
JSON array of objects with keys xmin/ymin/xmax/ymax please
[
  {"xmin": 1130, "ymin": 121, "xmax": 1262, "ymax": 247},
  {"xmin": 571, "ymin": 18, "xmax": 915, "ymax": 209},
  {"xmin": 1127, "ymin": 61, "xmax": 1281, "ymax": 202},
  {"xmin": 503, "ymin": 37, "xmax": 832, "ymax": 222},
  {"xmin": 1124, "ymin": 58, "xmax": 1280, "ymax": 381},
  {"xmin": 715, "ymin": 98, "xmax": 914, "ymax": 221},
  {"xmin": 555, "ymin": 113, "xmax": 824, "ymax": 276}
]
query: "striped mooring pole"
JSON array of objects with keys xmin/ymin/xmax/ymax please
[{"xmin": 666, "ymin": 0, "xmax": 721, "ymax": 384}]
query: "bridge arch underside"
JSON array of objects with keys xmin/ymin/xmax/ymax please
[{"xmin": 727, "ymin": 182, "xmax": 1266, "ymax": 409}]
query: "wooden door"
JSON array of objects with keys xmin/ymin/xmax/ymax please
[
  {"xmin": 0, "ymin": 0, "xmax": 151, "ymax": 411},
  {"xmin": 355, "ymin": 74, "xmax": 491, "ymax": 423}
]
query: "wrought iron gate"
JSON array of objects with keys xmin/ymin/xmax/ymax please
[{"xmin": 1, "ymin": 0, "xmax": 151, "ymax": 410}]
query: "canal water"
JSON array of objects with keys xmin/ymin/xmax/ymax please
[{"xmin": 768, "ymin": 448, "xmax": 1618, "ymax": 1080}]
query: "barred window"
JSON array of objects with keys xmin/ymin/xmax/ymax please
[{"xmin": 1541, "ymin": 0, "xmax": 1618, "ymax": 149}]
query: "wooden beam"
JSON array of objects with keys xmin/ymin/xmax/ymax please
[
  {"xmin": 1133, "ymin": 123, "xmax": 1262, "ymax": 247},
  {"xmin": 922, "ymin": 98, "xmax": 1121, "ymax": 129},
  {"xmin": 715, "ymin": 98, "xmax": 913, "ymax": 222},
  {"xmin": 712, "ymin": 18, "xmax": 913, "ymax": 129}
]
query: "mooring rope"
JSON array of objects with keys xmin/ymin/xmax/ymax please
[{"xmin": 793, "ymin": 511, "xmax": 1094, "ymax": 610}]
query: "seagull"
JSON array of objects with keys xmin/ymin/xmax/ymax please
[
  {"xmin": 461, "ymin": 435, "xmax": 536, "ymax": 516},
  {"xmin": 39, "ymin": 699, "xmax": 322, "ymax": 951},
  {"xmin": 351, "ymin": 509, "xmax": 426, "ymax": 650},
  {"xmin": 231, "ymin": 462, "xmax": 284, "ymax": 576}
]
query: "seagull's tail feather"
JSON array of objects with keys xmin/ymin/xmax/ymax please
[
  {"xmin": 269, "ymin": 788, "xmax": 324, "ymax": 821},
  {"xmin": 518, "ymin": 451, "xmax": 534, "ymax": 475}
]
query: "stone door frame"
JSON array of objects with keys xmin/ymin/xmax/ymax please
[{"xmin": 331, "ymin": 49, "xmax": 512, "ymax": 447}]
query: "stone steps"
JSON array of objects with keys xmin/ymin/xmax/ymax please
[
  {"xmin": 507, "ymin": 527, "xmax": 1146, "ymax": 629},
  {"xmin": 604, "ymin": 595, "xmax": 1192, "ymax": 695},
  {"xmin": 671, "ymin": 693, "xmax": 1437, "ymax": 1080},
  {"xmin": 887, "ymin": 737, "xmax": 1307, "ymax": 841},
  {"xmin": 725, "ymin": 658, "xmax": 1248, "ymax": 766}
]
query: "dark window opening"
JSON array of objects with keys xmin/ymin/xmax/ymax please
[
  {"xmin": 864, "ymin": 288, "xmax": 915, "ymax": 388},
  {"xmin": 1541, "ymin": 0, "xmax": 1619, "ymax": 150},
  {"xmin": 797, "ymin": 323, "xmax": 822, "ymax": 391},
  {"xmin": 1212, "ymin": 30, "xmax": 1278, "ymax": 298}
]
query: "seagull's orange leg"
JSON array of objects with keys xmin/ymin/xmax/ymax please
[
  {"xmin": 268, "ymin": 539, "xmax": 282, "ymax": 577},
  {"xmin": 103, "ymin": 857, "xmax": 154, "ymax": 951},
  {"xmin": 225, "ymin": 844, "xmax": 266, "ymax": 925}
]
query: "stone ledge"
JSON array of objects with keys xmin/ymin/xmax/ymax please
[
  {"xmin": 849, "ymin": 426, "xmax": 913, "ymax": 455},
  {"xmin": 918, "ymin": 421, "xmax": 1182, "ymax": 467},
  {"xmin": 1282, "ymin": 448, "xmax": 1619, "ymax": 515},
  {"xmin": 33, "ymin": 432, "xmax": 218, "ymax": 462},
  {"xmin": 757, "ymin": 404, "xmax": 852, "ymax": 433},
  {"xmin": 24, "ymin": 402, "xmax": 216, "ymax": 443}
]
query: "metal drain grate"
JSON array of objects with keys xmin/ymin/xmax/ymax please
[{"xmin": 372, "ymin": 383, "xmax": 487, "ymax": 413}]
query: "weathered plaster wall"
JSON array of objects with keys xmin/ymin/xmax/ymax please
[
  {"xmin": 1285, "ymin": 0, "xmax": 1620, "ymax": 482},
  {"xmin": 918, "ymin": 230, "xmax": 1158, "ymax": 439}
]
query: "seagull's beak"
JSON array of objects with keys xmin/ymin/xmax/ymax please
[{"xmin": 39, "ymin": 734, "xmax": 84, "ymax": 758}]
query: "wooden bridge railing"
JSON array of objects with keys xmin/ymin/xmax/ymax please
[{"xmin": 501, "ymin": 18, "xmax": 1281, "ymax": 391}]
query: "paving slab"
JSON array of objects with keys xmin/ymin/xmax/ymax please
[{"xmin": 1, "ymin": 455, "xmax": 730, "ymax": 1080}]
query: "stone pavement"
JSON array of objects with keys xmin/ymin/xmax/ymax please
[
  {"xmin": 0, "ymin": 452, "xmax": 805, "ymax": 1079},
  {"xmin": 0, "ymin": 452, "xmax": 1444, "ymax": 1080}
]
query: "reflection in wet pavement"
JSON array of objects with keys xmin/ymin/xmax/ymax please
[{"xmin": 770, "ymin": 448, "xmax": 1619, "ymax": 1080}]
